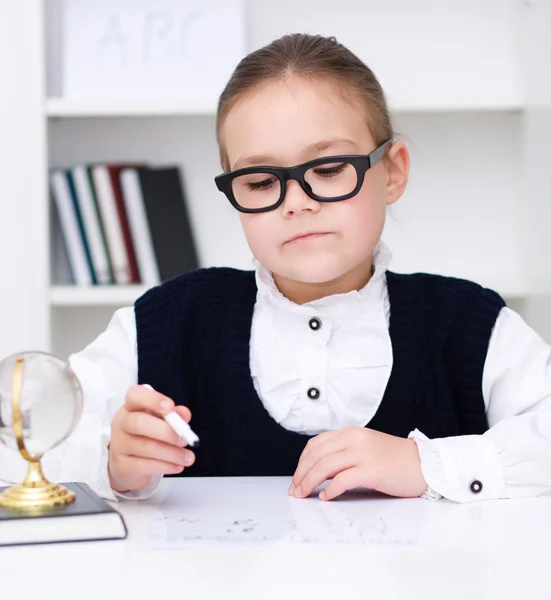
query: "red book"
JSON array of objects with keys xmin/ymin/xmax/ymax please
[{"xmin": 106, "ymin": 164, "xmax": 145, "ymax": 283}]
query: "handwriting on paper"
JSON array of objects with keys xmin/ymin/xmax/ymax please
[
  {"xmin": 147, "ymin": 513, "xmax": 417, "ymax": 547},
  {"xmin": 144, "ymin": 478, "xmax": 423, "ymax": 548}
]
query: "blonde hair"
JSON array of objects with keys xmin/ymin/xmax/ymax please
[{"xmin": 216, "ymin": 33, "xmax": 395, "ymax": 171}]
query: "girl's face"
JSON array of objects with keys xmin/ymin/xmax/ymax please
[{"xmin": 220, "ymin": 76, "xmax": 409, "ymax": 303}]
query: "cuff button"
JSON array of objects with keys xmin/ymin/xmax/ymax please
[{"xmin": 469, "ymin": 479, "xmax": 483, "ymax": 494}]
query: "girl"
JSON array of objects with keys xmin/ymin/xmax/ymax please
[{"xmin": 8, "ymin": 33, "xmax": 551, "ymax": 503}]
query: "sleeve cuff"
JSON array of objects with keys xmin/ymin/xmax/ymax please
[
  {"xmin": 408, "ymin": 429, "xmax": 508, "ymax": 503},
  {"xmin": 57, "ymin": 423, "xmax": 118, "ymax": 501},
  {"xmin": 114, "ymin": 475, "xmax": 163, "ymax": 501},
  {"xmin": 60, "ymin": 422, "xmax": 163, "ymax": 501}
]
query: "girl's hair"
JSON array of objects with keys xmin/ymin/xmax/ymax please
[{"xmin": 216, "ymin": 33, "xmax": 395, "ymax": 171}]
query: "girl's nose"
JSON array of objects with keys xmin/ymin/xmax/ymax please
[{"xmin": 281, "ymin": 180, "xmax": 320, "ymax": 217}]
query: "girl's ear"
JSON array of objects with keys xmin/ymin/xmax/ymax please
[{"xmin": 384, "ymin": 141, "xmax": 410, "ymax": 206}]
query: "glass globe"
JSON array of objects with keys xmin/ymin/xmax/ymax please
[{"xmin": 0, "ymin": 351, "xmax": 83, "ymax": 458}]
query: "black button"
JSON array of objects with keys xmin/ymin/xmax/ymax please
[
  {"xmin": 307, "ymin": 387, "xmax": 320, "ymax": 400},
  {"xmin": 308, "ymin": 317, "xmax": 322, "ymax": 331},
  {"xmin": 469, "ymin": 480, "xmax": 483, "ymax": 494}
]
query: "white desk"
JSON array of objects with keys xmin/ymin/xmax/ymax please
[{"xmin": 1, "ymin": 477, "xmax": 550, "ymax": 600}]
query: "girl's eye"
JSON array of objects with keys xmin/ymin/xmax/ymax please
[
  {"xmin": 313, "ymin": 163, "xmax": 347, "ymax": 177},
  {"xmin": 247, "ymin": 176, "xmax": 277, "ymax": 191}
]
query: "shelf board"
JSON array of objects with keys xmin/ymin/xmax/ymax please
[
  {"xmin": 50, "ymin": 285, "xmax": 152, "ymax": 307},
  {"xmin": 50, "ymin": 276, "xmax": 525, "ymax": 308},
  {"xmin": 45, "ymin": 98, "xmax": 523, "ymax": 118},
  {"xmin": 46, "ymin": 98, "xmax": 218, "ymax": 118},
  {"xmin": 470, "ymin": 279, "xmax": 526, "ymax": 299},
  {"xmin": 389, "ymin": 102, "xmax": 523, "ymax": 113}
]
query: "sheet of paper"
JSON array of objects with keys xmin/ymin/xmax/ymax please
[
  {"xmin": 63, "ymin": 0, "xmax": 245, "ymax": 99},
  {"xmin": 145, "ymin": 477, "xmax": 425, "ymax": 547}
]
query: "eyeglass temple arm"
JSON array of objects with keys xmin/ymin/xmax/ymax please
[{"xmin": 369, "ymin": 140, "xmax": 392, "ymax": 166}]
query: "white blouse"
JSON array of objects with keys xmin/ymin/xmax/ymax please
[
  {"xmin": 250, "ymin": 242, "xmax": 393, "ymax": 435},
  {"xmin": 1, "ymin": 242, "xmax": 550, "ymax": 504}
]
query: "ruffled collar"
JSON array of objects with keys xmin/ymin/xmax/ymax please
[{"xmin": 253, "ymin": 240, "xmax": 392, "ymax": 317}]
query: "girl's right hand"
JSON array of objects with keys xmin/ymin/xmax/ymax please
[{"xmin": 108, "ymin": 385, "xmax": 195, "ymax": 493}]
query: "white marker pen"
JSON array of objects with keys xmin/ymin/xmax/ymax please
[{"xmin": 142, "ymin": 384, "xmax": 200, "ymax": 448}]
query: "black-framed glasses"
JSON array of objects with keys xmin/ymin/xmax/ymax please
[{"xmin": 214, "ymin": 139, "xmax": 392, "ymax": 214}]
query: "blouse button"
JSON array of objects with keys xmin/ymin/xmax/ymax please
[
  {"xmin": 307, "ymin": 387, "xmax": 320, "ymax": 400},
  {"xmin": 308, "ymin": 317, "xmax": 322, "ymax": 331},
  {"xmin": 469, "ymin": 480, "xmax": 483, "ymax": 494}
]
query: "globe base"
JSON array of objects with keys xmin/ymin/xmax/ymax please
[{"xmin": 0, "ymin": 459, "xmax": 75, "ymax": 510}]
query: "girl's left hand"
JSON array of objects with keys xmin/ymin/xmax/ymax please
[{"xmin": 289, "ymin": 427, "xmax": 428, "ymax": 501}]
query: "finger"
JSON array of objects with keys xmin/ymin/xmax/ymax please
[
  {"xmin": 121, "ymin": 410, "xmax": 186, "ymax": 446},
  {"xmin": 172, "ymin": 404, "xmax": 192, "ymax": 423},
  {"xmin": 291, "ymin": 435, "xmax": 348, "ymax": 490},
  {"xmin": 299, "ymin": 430, "xmax": 341, "ymax": 460},
  {"xmin": 319, "ymin": 468, "xmax": 363, "ymax": 501},
  {"xmin": 125, "ymin": 436, "xmax": 196, "ymax": 468},
  {"xmin": 124, "ymin": 384, "xmax": 175, "ymax": 415},
  {"xmin": 293, "ymin": 451, "xmax": 354, "ymax": 499}
]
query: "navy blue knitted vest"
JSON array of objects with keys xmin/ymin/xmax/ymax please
[{"xmin": 135, "ymin": 268, "xmax": 505, "ymax": 477}]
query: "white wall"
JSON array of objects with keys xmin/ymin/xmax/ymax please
[
  {"xmin": 248, "ymin": 0, "xmax": 521, "ymax": 110},
  {"xmin": 518, "ymin": 0, "xmax": 551, "ymax": 341},
  {"xmin": 48, "ymin": 111, "xmax": 526, "ymax": 294},
  {"xmin": 2, "ymin": 0, "xmax": 551, "ymax": 361},
  {"xmin": 0, "ymin": 1, "xmax": 49, "ymax": 358}
]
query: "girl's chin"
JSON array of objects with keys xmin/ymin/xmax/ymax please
[{"xmin": 275, "ymin": 262, "xmax": 354, "ymax": 286}]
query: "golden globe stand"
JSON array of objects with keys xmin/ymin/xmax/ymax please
[{"xmin": 0, "ymin": 356, "xmax": 75, "ymax": 509}]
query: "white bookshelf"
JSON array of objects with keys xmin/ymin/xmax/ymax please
[
  {"xmin": 50, "ymin": 285, "xmax": 150, "ymax": 307},
  {"xmin": 1, "ymin": 0, "xmax": 551, "ymax": 363},
  {"xmin": 46, "ymin": 98, "xmax": 524, "ymax": 119},
  {"xmin": 46, "ymin": 98, "xmax": 219, "ymax": 118}
]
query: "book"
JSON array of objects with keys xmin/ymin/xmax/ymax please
[
  {"xmin": 66, "ymin": 171, "xmax": 97, "ymax": 284},
  {"xmin": 120, "ymin": 168, "xmax": 161, "ymax": 286},
  {"xmin": 137, "ymin": 166, "xmax": 199, "ymax": 281},
  {"xmin": 106, "ymin": 164, "xmax": 143, "ymax": 283},
  {"xmin": 72, "ymin": 165, "xmax": 113, "ymax": 284},
  {"xmin": 0, "ymin": 482, "xmax": 127, "ymax": 547},
  {"xmin": 92, "ymin": 165, "xmax": 134, "ymax": 284},
  {"xmin": 50, "ymin": 199, "xmax": 75, "ymax": 285},
  {"xmin": 50, "ymin": 170, "xmax": 93, "ymax": 286},
  {"xmin": 86, "ymin": 165, "xmax": 116, "ymax": 283}
]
